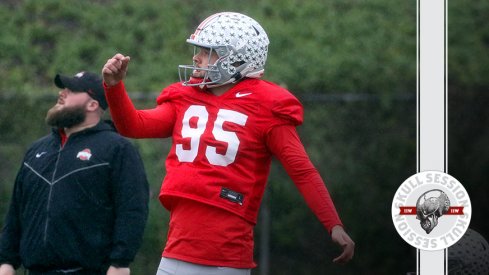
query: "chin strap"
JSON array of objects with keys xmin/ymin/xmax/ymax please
[{"xmin": 186, "ymin": 67, "xmax": 265, "ymax": 89}]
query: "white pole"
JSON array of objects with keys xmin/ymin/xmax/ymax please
[{"xmin": 417, "ymin": 0, "xmax": 447, "ymax": 274}]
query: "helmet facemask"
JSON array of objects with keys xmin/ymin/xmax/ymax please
[{"xmin": 179, "ymin": 46, "xmax": 228, "ymax": 88}]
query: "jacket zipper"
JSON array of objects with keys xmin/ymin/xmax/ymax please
[{"xmin": 43, "ymin": 145, "xmax": 63, "ymax": 244}]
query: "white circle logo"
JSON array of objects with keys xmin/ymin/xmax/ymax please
[{"xmin": 391, "ymin": 171, "xmax": 471, "ymax": 251}]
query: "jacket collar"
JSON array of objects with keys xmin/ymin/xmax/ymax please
[{"xmin": 52, "ymin": 120, "xmax": 116, "ymax": 139}]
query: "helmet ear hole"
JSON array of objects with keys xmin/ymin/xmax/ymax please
[{"xmin": 231, "ymin": 61, "xmax": 245, "ymax": 67}]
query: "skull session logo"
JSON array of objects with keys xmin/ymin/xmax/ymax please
[
  {"xmin": 391, "ymin": 171, "xmax": 471, "ymax": 250},
  {"xmin": 416, "ymin": 189, "xmax": 451, "ymax": 234}
]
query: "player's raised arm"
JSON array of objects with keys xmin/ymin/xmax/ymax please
[
  {"xmin": 102, "ymin": 53, "xmax": 131, "ymax": 87},
  {"xmin": 101, "ymin": 53, "xmax": 175, "ymax": 139}
]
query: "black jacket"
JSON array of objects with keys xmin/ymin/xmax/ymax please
[{"xmin": 0, "ymin": 121, "xmax": 149, "ymax": 272}]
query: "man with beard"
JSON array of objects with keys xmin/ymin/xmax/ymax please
[{"xmin": 0, "ymin": 72, "xmax": 149, "ymax": 275}]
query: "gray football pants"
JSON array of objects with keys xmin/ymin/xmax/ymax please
[{"xmin": 156, "ymin": 257, "xmax": 251, "ymax": 275}]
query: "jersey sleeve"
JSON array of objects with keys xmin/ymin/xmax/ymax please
[
  {"xmin": 155, "ymin": 83, "xmax": 180, "ymax": 105},
  {"xmin": 104, "ymin": 81, "xmax": 176, "ymax": 138},
  {"xmin": 266, "ymin": 125, "xmax": 343, "ymax": 233},
  {"xmin": 267, "ymin": 84, "xmax": 304, "ymax": 128}
]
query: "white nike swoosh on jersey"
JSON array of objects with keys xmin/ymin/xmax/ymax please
[
  {"xmin": 36, "ymin": 152, "xmax": 47, "ymax": 158},
  {"xmin": 235, "ymin": 92, "xmax": 252, "ymax": 98}
]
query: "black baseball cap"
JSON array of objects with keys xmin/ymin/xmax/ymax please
[{"xmin": 54, "ymin": 71, "xmax": 108, "ymax": 110}]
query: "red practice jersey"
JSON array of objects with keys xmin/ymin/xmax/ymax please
[
  {"xmin": 104, "ymin": 78, "xmax": 342, "ymax": 268},
  {"xmin": 157, "ymin": 78, "xmax": 304, "ymax": 223}
]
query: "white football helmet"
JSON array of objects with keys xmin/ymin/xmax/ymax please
[{"xmin": 178, "ymin": 12, "xmax": 269, "ymax": 87}]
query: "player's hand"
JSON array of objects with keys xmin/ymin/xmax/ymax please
[
  {"xmin": 331, "ymin": 225, "xmax": 355, "ymax": 264},
  {"xmin": 0, "ymin": 264, "xmax": 15, "ymax": 275},
  {"xmin": 106, "ymin": 266, "xmax": 130, "ymax": 275},
  {"xmin": 102, "ymin": 53, "xmax": 131, "ymax": 87}
]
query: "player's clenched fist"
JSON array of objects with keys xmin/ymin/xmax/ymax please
[{"xmin": 102, "ymin": 53, "xmax": 131, "ymax": 87}]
